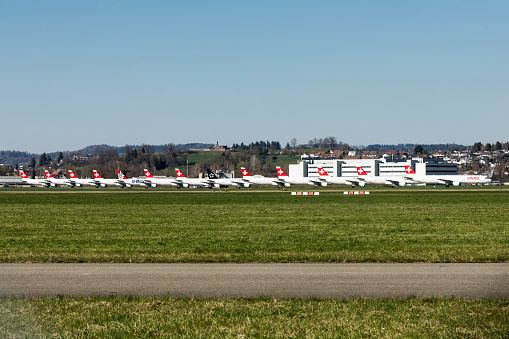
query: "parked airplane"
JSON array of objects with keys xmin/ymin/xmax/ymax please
[
  {"xmin": 355, "ymin": 166, "xmax": 408, "ymax": 187},
  {"xmin": 19, "ymin": 170, "xmax": 51, "ymax": 187},
  {"xmin": 116, "ymin": 170, "xmax": 135, "ymax": 188},
  {"xmin": 403, "ymin": 166, "xmax": 491, "ymax": 187},
  {"xmin": 68, "ymin": 170, "xmax": 96, "ymax": 187},
  {"xmin": 174, "ymin": 168, "xmax": 207, "ymax": 188},
  {"xmin": 44, "ymin": 170, "xmax": 72, "ymax": 187},
  {"xmin": 206, "ymin": 169, "xmax": 250, "ymax": 188},
  {"xmin": 91, "ymin": 170, "xmax": 131, "ymax": 188},
  {"xmin": 240, "ymin": 167, "xmax": 288, "ymax": 187},
  {"xmin": 316, "ymin": 167, "xmax": 366, "ymax": 187},
  {"xmin": 142, "ymin": 169, "xmax": 178, "ymax": 188},
  {"xmin": 276, "ymin": 166, "xmax": 328, "ymax": 187}
]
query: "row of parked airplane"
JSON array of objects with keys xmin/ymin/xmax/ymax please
[{"xmin": 19, "ymin": 165, "xmax": 491, "ymax": 189}]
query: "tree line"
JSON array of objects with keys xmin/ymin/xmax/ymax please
[{"xmin": 2, "ymin": 139, "xmax": 508, "ymax": 179}]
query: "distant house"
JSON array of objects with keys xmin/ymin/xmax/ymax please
[
  {"xmin": 72, "ymin": 154, "xmax": 97, "ymax": 162},
  {"xmin": 362, "ymin": 150, "xmax": 378, "ymax": 159},
  {"xmin": 51, "ymin": 170, "xmax": 66, "ymax": 179},
  {"xmin": 344, "ymin": 155, "xmax": 360, "ymax": 160},
  {"xmin": 212, "ymin": 145, "xmax": 227, "ymax": 151}
]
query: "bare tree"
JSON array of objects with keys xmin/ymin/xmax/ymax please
[
  {"xmin": 164, "ymin": 143, "xmax": 177, "ymax": 153},
  {"xmin": 338, "ymin": 142, "xmax": 350, "ymax": 151},
  {"xmin": 326, "ymin": 136, "xmax": 338, "ymax": 149},
  {"xmin": 308, "ymin": 138, "xmax": 322, "ymax": 148},
  {"xmin": 290, "ymin": 138, "xmax": 297, "ymax": 149}
]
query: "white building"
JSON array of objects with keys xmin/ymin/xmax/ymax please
[{"xmin": 289, "ymin": 159, "xmax": 456, "ymax": 178}]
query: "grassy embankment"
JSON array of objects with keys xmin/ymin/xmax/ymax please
[{"xmin": 0, "ymin": 188, "xmax": 507, "ymax": 263}]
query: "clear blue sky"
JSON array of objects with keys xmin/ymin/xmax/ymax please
[{"xmin": 1, "ymin": 1, "xmax": 508, "ymax": 153}]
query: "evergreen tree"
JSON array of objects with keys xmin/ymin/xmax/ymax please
[
  {"xmin": 39, "ymin": 153, "xmax": 47, "ymax": 166},
  {"xmin": 30, "ymin": 157, "xmax": 36, "ymax": 179},
  {"xmin": 413, "ymin": 145, "xmax": 424, "ymax": 155},
  {"xmin": 472, "ymin": 142, "xmax": 483, "ymax": 153}
]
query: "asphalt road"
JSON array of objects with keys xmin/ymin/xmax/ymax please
[{"xmin": 1, "ymin": 263, "xmax": 507, "ymax": 299}]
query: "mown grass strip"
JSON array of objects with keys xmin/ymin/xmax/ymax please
[
  {"xmin": 0, "ymin": 190, "xmax": 507, "ymax": 263},
  {"xmin": 1, "ymin": 297, "xmax": 507, "ymax": 338}
]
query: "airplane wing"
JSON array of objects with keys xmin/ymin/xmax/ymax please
[
  {"xmin": 384, "ymin": 179, "xmax": 406, "ymax": 187},
  {"xmin": 308, "ymin": 177, "xmax": 328, "ymax": 187},
  {"xmin": 274, "ymin": 178, "xmax": 291, "ymax": 187},
  {"xmin": 230, "ymin": 178, "xmax": 251, "ymax": 188},
  {"xmin": 344, "ymin": 178, "xmax": 366, "ymax": 187},
  {"xmin": 436, "ymin": 178, "xmax": 459, "ymax": 186}
]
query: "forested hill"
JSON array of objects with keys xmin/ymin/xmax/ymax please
[
  {"xmin": 365, "ymin": 144, "xmax": 466, "ymax": 152},
  {"xmin": 0, "ymin": 150, "xmax": 39, "ymax": 167},
  {"xmin": 0, "ymin": 143, "xmax": 214, "ymax": 166},
  {"xmin": 73, "ymin": 143, "xmax": 215, "ymax": 156}
]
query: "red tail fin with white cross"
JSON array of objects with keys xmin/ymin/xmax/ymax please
[
  {"xmin": 93, "ymin": 170, "xmax": 103, "ymax": 179},
  {"xmin": 317, "ymin": 167, "xmax": 329, "ymax": 176},
  {"xmin": 356, "ymin": 167, "xmax": 368, "ymax": 176},
  {"xmin": 144, "ymin": 169, "xmax": 154, "ymax": 178},
  {"xmin": 175, "ymin": 168, "xmax": 186, "ymax": 178},
  {"xmin": 68, "ymin": 170, "xmax": 78, "ymax": 179},
  {"xmin": 404, "ymin": 165, "xmax": 416, "ymax": 174},
  {"xmin": 276, "ymin": 166, "xmax": 288, "ymax": 177},
  {"xmin": 240, "ymin": 167, "xmax": 251, "ymax": 177}
]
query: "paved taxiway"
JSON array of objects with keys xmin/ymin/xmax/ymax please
[{"xmin": 1, "ymin": 263, "xmax": 507, "ymax": 299}]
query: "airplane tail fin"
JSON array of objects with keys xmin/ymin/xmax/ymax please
[
  {"xmin": 356, "ymin": 167, "xmax": 368, "ymax": 176},
  {"xmin": 175, "ymin": 168, "xmax": 186, "ymax": 178},
  {"xmin": 240, "ymin": 167, "xmax": 251, "ymax": 177},
  {"xmin": 206, "ymin": 169, "xmax": 218, "ymax": 179},
  {"xmin": 93, "ymin": 170, "xmax": 103, "ymax": 179},
  {"xmin": 68, "ymin": 170, "xmax": 78, "ymax": 179},
  {"xmin": 19, "ymin": 170, "xmax": 28, "ymax": 179},
  {"xmin": 144, "ymin": 169, "xmax": 154, "ymax": 178},
  {"xmin": 317, "ymin": 167, "xmax": 329, "ymax": 176},
  {"xmin": 45, "ymin": 170, "xmax": 54, "ymax": 178},
  {"xmin": 276, "ymin": 166, "xmax": 288, "ymax": 177},
  {"xmin": 404, "ymin": 165, "xmax": 416, "ymax": 174},
  {"xmin": 114, "ymin": 170, "xmax": 123, "ymax": 180}
]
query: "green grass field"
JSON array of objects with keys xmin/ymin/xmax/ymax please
[
  {"xmin": 1, "ymin": 188, "xmax": 508, "ymax": 337},
  {"xmin": 1, "ymin": 297, "xmax": 508, "ymax": 338},
  {"xmin": 0, "ymin": 188, "xmax": 507, "ymax": 263}
]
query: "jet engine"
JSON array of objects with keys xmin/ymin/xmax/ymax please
[
  {"xmin": 453, "ymin": 181, "xmax": 461, "ymax": 186},
  {"xmin": 151, "ymin": 183, "xmax": 157, "ymax": 188}
]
